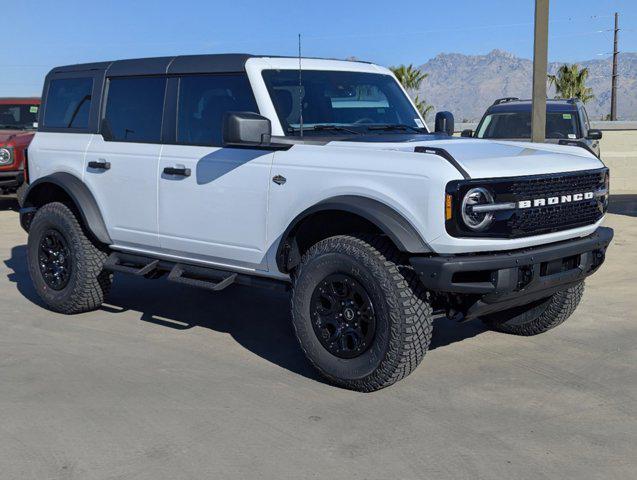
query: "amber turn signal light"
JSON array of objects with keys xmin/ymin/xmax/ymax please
[{"xmin": 445, "ymin": 194, "xmax": 453, "ymax": 220}]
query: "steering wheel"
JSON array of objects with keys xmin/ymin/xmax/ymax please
[
  {"xmin": 354, "ymin": 118, "xmax": 375, "ymax": 124},
  {"xmin": 549, "ymin": 131, "xmax": 566, "ymax": 139}
]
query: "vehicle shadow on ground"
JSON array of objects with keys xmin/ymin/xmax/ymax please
[
  {"xmin": 0, "ymin": 196, "xmax": 19, "ymax": 212},
  {"xmin": 608, "ymin": 194, "xmax": 637, "ymax": 218},
  {"xmin": 5, "ymin": 244, "xmax": 486, "ymax": 382}
]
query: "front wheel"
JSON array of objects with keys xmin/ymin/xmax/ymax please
[
  {"xmin": 290, "ymin": 235, "xmax": 433, "ymax": 392},
  {"xmin": 481, "ymin": 282, "xmax": 585, "ymax": 336}
]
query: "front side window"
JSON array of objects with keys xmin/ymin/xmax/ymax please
[
  {"xmin": 262, "ymin": 70, "xmax": 424, "ymax": 136},
  {"xmin": 177, "ymin": 74, "xmax": 258, "ymax": 146},
  {"xmin": 476, "ymin": 111, "xmax": 580, "ymax": 140},
  {"xmin": 43, "ymin": 77, "xmax": 93, "ymax": 129},
  {"xmin": 0, "ymin": 103, "xmax": 39, "ymax": 130},
  {"xmin": 104, "ymin": 76, "xmax": 166, "ymax": 143}
]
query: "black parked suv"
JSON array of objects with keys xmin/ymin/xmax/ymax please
[{"xmin": 462, "ymin": 98, "xmax": 602, "ymax": 157}]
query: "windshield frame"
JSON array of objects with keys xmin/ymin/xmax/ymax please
[{"xmin": 260, "ymin": 69, "xmax": 427, "ymax": 137}]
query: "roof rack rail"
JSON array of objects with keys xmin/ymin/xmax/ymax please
[{"xmin": 492, "ymin": 97, "xmax": 519, "ymax": 105}]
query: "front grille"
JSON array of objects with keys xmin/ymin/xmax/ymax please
[
  {"xmin": 506, "ymin": 170, "xmax": 607, "ymax": 237},
  {"xmin": 509, "ymin": 171, "xmax": 603, "ymax": 199},
  {"xmin": 507, "ymin": 201, "xmax": 604, "ymax": 236},
  {"xmin": 446, "ymin": 168, "xmax": 608, "ymax": 239}
]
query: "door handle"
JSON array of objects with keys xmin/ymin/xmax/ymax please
[
  {"xmin": 88, "ymin": 160, "xmax": 111, "ymax": 170},
  {"xmin": 163, "ymin": 166, "xmax": 191, "ymax": 177}
]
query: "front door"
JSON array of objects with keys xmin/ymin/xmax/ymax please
[
  {"xmin": 84, "ymin": 75, "xmax": 167, "ymax": 249},
  {"xmin": 157, "ymin": 73, "xmax": 273, "ymax": 269}
]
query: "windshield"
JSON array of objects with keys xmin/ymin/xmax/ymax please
[
  {"xmin": 476, "ymin": 111, "xmax": 580, "ymax": 140},
  {"xmin": 0, "ymin": 103, "xmax": 39, "ymax": 130},
  {"xmin": 262, "ymin": 70, "xmax": 426, "ymax": 136}
]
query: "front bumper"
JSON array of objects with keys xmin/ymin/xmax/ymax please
[
  {"xmin": 0, "ymin": 170, "xmax": 24, "ymax": 190},
  {"xmin": 410, "ymin": 227, "xmax": 613, "ymax": 320}
]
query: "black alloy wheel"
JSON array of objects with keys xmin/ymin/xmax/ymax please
[
  {"xmin": 310, "ymin": 273, "xmax": 376, "ymax": 359},
  {"xmin": 38, "ymin": 229, "xmax": 72, "ymax": 290}
]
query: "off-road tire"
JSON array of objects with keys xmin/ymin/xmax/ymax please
[
  {"xmin": 291, "ymin": 235, "xmax": 433, "ymax": 392},
  {"xmin": 482, "ymin": 282, "xmax": 585, "ymax": 336},
  {"xmin": 27, "ymin": 202, "xmax": 112, "ymax": 314}
]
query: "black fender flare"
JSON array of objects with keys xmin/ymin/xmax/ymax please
[
  {"xmin": 276, "ymin": 195, "xmax": 430, "ymax": 271},
  {"xmin": 21, "ymin": 172, "xmax": 112, "ymax": 244}
]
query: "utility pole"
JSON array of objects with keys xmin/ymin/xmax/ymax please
[
  {"xmin": 531, "ymin": 0, "xmax": 549, "ymax": 143},
  {"xmin": 610, "ymin": 12, "xmax": 619, "ymax": 121}
]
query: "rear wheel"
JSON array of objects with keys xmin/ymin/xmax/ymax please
[
  {"xmin": 291, "ymin": 235, "xmax": 433, "ymax": 392},
  {"xmin": 27, "ymin": 202, "xmax": 112, "ymax": 314},
  {"xmin": 481, "ymin": 282, "xmax": 584, "ymax": 336}
]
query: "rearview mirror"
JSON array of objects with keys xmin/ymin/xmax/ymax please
[
  {"xmin": 223, "ymin": 112, "xmax": 272, "ymax": 147},
  {"xmin": 435, "ymin": 111, "xmax": 455, "ymax": 136},
  {"xmin": 461, "ymin": 129, "xmax": 474, "ymax": 138},
  {"xmin": 586, "ymin": 129, "xmax": 603, "ymax": 140}
]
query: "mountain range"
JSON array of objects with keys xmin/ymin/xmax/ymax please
[{"xmin": 412, "ymin": 49, "xmax": 637, "ymax": 122}]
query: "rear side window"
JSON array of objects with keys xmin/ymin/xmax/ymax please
[
  {"xmin": 177, "ymin": 74, "xmax": 258, "ymax": 146},
  {"xmin": 43, "ymin": 77, "xmax": 93, "ymax": 129},
  {"xmin": 104, "ymin": 76, "xmax": 166, "ymax": 143}
]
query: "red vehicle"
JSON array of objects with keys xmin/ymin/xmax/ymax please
[{"xmin": 0, "ymin": 97, "xmax": 40, "ymax": 195}]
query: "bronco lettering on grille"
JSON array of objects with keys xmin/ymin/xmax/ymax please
[{"xmin": 518, "ymin": 191, "xmax": 595, "ymax": 209}]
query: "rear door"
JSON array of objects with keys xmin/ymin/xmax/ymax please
[
  {"xmin": 84, "ymin": 76, "xmax": 166, "ymax": 249},
  {"xmin": 157, "ymin": 73, "xmax": 274, "ymax": 269}
]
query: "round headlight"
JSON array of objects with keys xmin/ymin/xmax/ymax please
[
  {"xmin": 0, "ymin": 147, "xmax": 12, "ymax": 165},
  {"xmin": 461, "ymin": 187, "xmax": 495, "ymax": 231}
]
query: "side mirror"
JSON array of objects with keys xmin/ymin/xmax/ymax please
[
  {"xmin": 586, "ymin": 129, "xmax": 602, "ymax": 140},
  {"xmin": 461, "ymin": 129, "xmax": 474, "ymax": 138},
  {"xmin": 223, "ymin": 112, "xmax": 272, "ymax": 147},
  {"xmin": 435, "ymin": 111, "xmax": 455, "ymax": 136}
]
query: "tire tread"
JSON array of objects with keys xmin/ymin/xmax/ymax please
[
  {"xmin": 28, "ymin": 202, "xmax": 111, "ymax": 314},
  {"xmin": 483, "ymin": 282, "xmax": 584, "ymax": 336},
  {"xmin": 291, "ymin": 235, "xmax": 433, "ymax": 392}
]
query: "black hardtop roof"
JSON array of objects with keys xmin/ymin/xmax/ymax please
[
  {"xmin": 488, "ymin": 98, "xmax": 581, "ymax": 113},
  {"xmin": 49, "ymin": 54, "xmax": 254, "ymax": 76},
  {"xmin": 48, "ymin": 53, "xmax": 372, "ymax": 77}
]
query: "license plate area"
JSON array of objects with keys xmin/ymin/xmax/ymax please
[{"xmin": 540, "ymin": 254, "xmax": 581, "ymax": 276}]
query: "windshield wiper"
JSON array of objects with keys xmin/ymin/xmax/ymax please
[
  {"xmin": 288, "ymin": 125, "xmax": 361, "ymax": 135},
  {"xmin": 366, "ymin": 124, "xmax": 426, "ymax": 133}
]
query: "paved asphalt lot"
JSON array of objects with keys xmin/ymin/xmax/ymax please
[{"xmin": 1, "ymin": 194, "xmax": 635, "ymax": 480}]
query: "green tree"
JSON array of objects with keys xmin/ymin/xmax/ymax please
[
  {"xmin": 547, "ymin": 64, "xmax": 595, "ymax": 104},
  {"xmin": 390, "ymin": 64, "xmax": 434, "ymax": 118}
]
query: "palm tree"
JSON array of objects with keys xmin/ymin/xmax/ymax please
[
  {"xmin": 390, "ymin": 64, "xmax": 433, "ymax": 118},
  {"xmin": 391, "ymin": 64, "xmax": 428, "ymax": 90},
  {"xmin": 548, "ymin": 64, "xmax": 595, "ymax": 104},
  {"xmin": 414, "ymin": 95, "xmax": 434, "ymax": 118}
]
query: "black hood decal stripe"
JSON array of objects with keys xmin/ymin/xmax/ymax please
[{"xmin": 414, "ymin": 146, "xmax": 470, "ymax": 180}]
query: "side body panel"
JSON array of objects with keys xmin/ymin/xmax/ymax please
[
  {"xmin": 27, "ymin": 131, "xmax": 93, "ymax": 183},
  {"xmin": 83, "ymin": 135, "xmax": 161, "ymax": 248},
  {"xmin": 265, "ymin": 144, "xmax": 461, "ymax": 270},
  {"xmin": 157, "ymin": 145, "xmax": 274, "ymax": 269}
]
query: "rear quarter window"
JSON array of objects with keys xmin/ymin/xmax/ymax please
[
  {"xmin": 43, "ymin": 77, "xmax": 93, "ymax": 129},
  {"xmin": 103, "ymin": 76, "xmax": 166, "ymax": 143}
]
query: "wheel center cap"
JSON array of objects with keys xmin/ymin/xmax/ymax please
[{"xmin": 343, "ymin": 307, "xmax": 355, "ymax": 322}]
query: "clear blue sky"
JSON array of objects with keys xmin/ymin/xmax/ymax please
[{"xmin": 3, "ymin": 0, "xmax": 636, "ymax": 96}]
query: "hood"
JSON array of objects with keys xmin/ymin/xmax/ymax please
[
  {"xmin": 0, "ymin": 129, "xmax": 36, "ymax": 145},
  {"xmin": 331, "ymin": 135, "xmax": 604, "ymax": 179}
]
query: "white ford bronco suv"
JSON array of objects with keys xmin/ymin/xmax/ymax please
[{"xmin": 20, "ymin": 54, "xmax": 613, "ymax": 391}]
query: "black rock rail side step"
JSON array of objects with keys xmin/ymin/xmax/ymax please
[
  {"xmin": 103, "ymin": 251, "xmax": 288, "ymax": 292},
  {"xmin": 104, "ymin": 252, "xmax": 160, "ymax": 276},
  {"xmin": 167, "ymin": 264, "xmax": 237, "ymax": 292}
]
